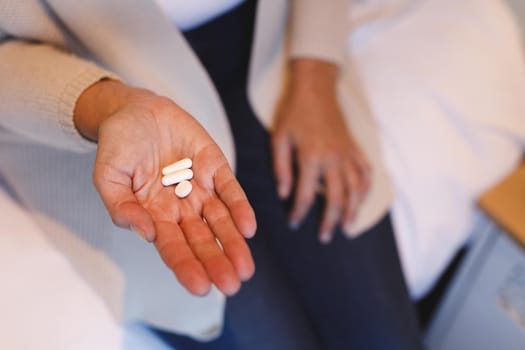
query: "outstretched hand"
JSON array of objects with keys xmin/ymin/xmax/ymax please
[{"xmin": 75, "ymin": 81, "xmax": 256, "ymax": 296}]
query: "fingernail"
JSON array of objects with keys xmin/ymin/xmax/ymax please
[
  {"xmin": 130, "ymin": 225, "xmax": 154, "ymax": 242},
  {"xmin": 342, "ymin": 220, "xmax": 352, "ymax": 232},
  {"xmin": 278, "ymin": 183, "xmax": 288, "ymax": 199},
  {"xmin": 345, "ymin": 212, "xmax": 356, "ymax": 226},
  {"xmin": 289, "ymin": 220, "xmax": 300, "ymax": 231},
  {"xmin": 319, "ymin": 232, "xmax": 332, "ymax": 245}
]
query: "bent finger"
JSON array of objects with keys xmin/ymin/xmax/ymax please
[
  {"xmin": 271, "ymin": 133, "xmax": 294, "ymax": 199},
  {"xmin": 342, "ymin": 160, "xmax": 362, "ymax": 226},
  {"xmin": 319, "ymin": 165, "xmax": 344, "ymax": 244},
  {"xmin": 93, "ymin": 165, "xmax": 155, "ymax": 241},
  {"xmin": 289, "ymin": 155, "xmax": 320, "ymax": 229},
  {"xmin": 351, "ymin": 146, "xmax": 372, "ymax": 197}
]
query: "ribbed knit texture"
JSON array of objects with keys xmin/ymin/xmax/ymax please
[
  {"xmin": 289, "ymin": 0, "xmax": 348, "ymax": 65},
  {"xmin": 0, "ymin": 42, "xmax": 117, "ymax": 152}
]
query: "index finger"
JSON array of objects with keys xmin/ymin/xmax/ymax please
[{"xmin": 93, "ymin": 163, "xmax": 155, "ymax": 242}]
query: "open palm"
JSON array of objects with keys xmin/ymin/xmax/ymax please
[{"xmin": 93, "ymin": 94, "xmax": 256, "ymax": 296}]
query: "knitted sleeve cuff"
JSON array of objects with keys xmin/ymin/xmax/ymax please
[
  {"xmin": 288, "ymin": 0, "xmax": 349, "ymax": 66},
  {"xmin": 56, "ymin": 68, "xmax": 120, "ymax": 152},
  {"xmin": 0, "ymin": 41, "xmax": 121, "ymax": 153}
]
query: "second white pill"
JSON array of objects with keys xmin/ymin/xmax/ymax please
[
  {"xmin": 161, "ymin": 168, "xmax": 193, "ymax": 187},
  {"xmin": 162, "ymin": 157, "xmax": 193, "ymax": 176}
]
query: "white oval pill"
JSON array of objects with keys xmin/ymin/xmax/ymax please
[
  {"xmin": 175, "ymin": 180, "xmax": 192, "ymax": 198},
  {"xmin": 162, "ymin": 158, "xmax": 192, "ymax": 176},
  {"xmin": 161, "ymin": 168, "xmax": 193, "ymax": 186}
]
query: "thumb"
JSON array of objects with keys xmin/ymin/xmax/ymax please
[
  {"xmin": 113, "ymin": 201, "xmax": 156, "ymax": 242},
  {"xmin": 94, "ymin": 173, "xmax": 155, "ymax": 242}
]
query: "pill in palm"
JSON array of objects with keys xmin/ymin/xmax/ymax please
[
  {"xmin": 161, "ymin": 168, "xmax": 193, "ymax": 186},
  {"xmin": 175, "ymin": 180, "xmax": 192, "ymax": 198},
  {"xmin": 162, "ymin": 158, "xmax": 192, "ymax": 176}
]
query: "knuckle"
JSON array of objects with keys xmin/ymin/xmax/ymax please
[
  {"xmin": 150, "ymin": 96, "xmax": 177, "ymax": 115},
  {"xmin": 327, "ymin": 193, "xmax": 344, "ymax": 208},
  {"xmin": 271, "ymin": 130, "xmax": 287, "ymax": 142},
  {"xmin": 325, "ymin": 177, "xmax": 343, "ymax": 198},
  {"xmin": 297, "ymin": 190, "xmax": 315, "ymax": 205},
  {"xmin": 324, "ymin": 151, "xmax": 341, "ymax": 163},
  {"xmin": 327, "ymin": 196, "xmax": 343, "ymax": 214},
  {"xmin": 358, "ymin": 157, "xmax": 372, "ymax": 174},
  {"xmin": 346, "ymin": 170, "xmax": 359, "ymax": 186},
  {"xmin": 156, "ymin": 96, "xmax": 176, "ymax": 108},
  {"xmin": 298, "ymin": 151, "xmax": 318, "ymax": 164}
]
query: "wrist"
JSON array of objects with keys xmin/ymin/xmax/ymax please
[
  {"xmin": 73, "ymin": 79, "xmax": 130, "ymax": 141},
  {"xmin": 288, "ymin": 58, "xmax": 339, "ymax": 95}
]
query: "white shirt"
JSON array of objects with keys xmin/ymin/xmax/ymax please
[
  {"xmin": 154, "ymin": 0, "xmax": 246, "ymax": 31},
  {"xmin": 349, "ymin": 0, "xmax": 525, "ymax": 298}
]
